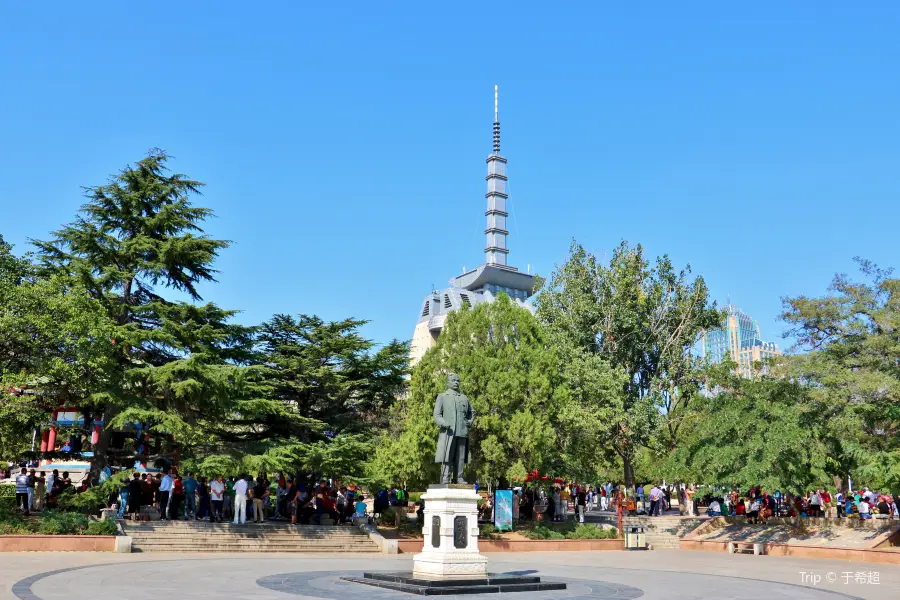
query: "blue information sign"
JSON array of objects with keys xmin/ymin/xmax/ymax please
[{"xmin": 494, "ymin": 489, "xmax": 513, "ymax": 531}]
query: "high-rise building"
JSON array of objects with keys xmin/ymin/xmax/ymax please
[
  {"xmin": 409, "ymin": 86, "xmax": 536, "ymax": 365},
  {"xmin": 701, "ymin": 304, "xmax": 781, "ymax": 377}
]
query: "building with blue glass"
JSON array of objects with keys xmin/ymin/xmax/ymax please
[{"xmin": 701, "ymin": 304, "xmax": 781, "ymax": 377}]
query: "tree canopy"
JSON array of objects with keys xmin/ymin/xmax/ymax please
[
  {"xmin": 780, "ymin": 260, "xmax": 900, "ymax": 491},
  {"xmin": 536, "ymin": 240, "xmax": 721, "ymax": 486},
  {"xmin": 1, "ymin": 152, "xmax": 407, "ymax": 480}
]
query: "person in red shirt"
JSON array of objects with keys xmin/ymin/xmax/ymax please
[{"xmin": 735, "ymin": 498, "xmax": 746, "ymax": 516}]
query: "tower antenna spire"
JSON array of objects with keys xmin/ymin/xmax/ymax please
[
  {"xmin": 485, "ymin": 85, "xmax": 509, "ymax": 266},
  {"xmin": 494, "ymin": 84, "xmax": 499, "ymax": 122},
  {"xmin": 492, "ymin": 85, "xmax": 500, "ymax": 154}
]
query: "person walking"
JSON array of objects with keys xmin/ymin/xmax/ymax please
[
  {"xmin": 251, "ymin": 477, "xmax": 269, "ymax": 523},
  {"xmin": 225, "ymin": 477, "xmax": 236, "ymax": 520},
  {"xmin": 233, "ymin": 476, "xmax": 249, "ymax": 525},
  {"xmin": 512, "ymin": 490, "xmax": 520, "ymax": 524},
  {"xmin": 46, "ymin": 469, "xmax": 57, "ymax": 496},
  {"xmin": 183, "ymin": 473, "xmax": 199, "ymax": 520},
  {"xmin": 649, "ymin": 485, "xmax": 662, "ymax": 517},
  {"xmin": 685, "ymin": 485, "xmax": 695, "ymax": 517},
  {"xmin": 210, "ymin": 475, "xmax": 225, "ymax": 522},
  {"xmin": 576, "ymin": 488, "xmax": 587, "ymax": 523},
  {"xmin": 197, "ymin": 477, "xmax": 210, "ymax": 520},
  {"xmin": 15, "ymin": 468, "xmax": 30, "ymax": 516},
  {"xmin": 117, "ymin": 475, "xmax": 130, "ymax": 519},
  {"xmin": 26, "ymin": 469, "xmax": 36, "ymax": 512},
  {"xmin": 128, "ymin": 472, "xmax": 143, "ymax": 519},
  {"xmin": 158, "ymin": 470, "xmax": 174, "ymax": 520},
  {"xmin": 170, "ymin": 475, "xmax": 185, "ymax": 519},
  {"xmin": 34, "ymin": 472, "xmax": 46, "ymax": 512},
  {"xmin": 275, "ymin": 479, "xmax": 288, "ymax": 520}
]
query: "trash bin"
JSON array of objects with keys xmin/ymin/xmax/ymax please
[{"xmin": 625, "ymin": 525, "xmax": 647, "ymax": 550}]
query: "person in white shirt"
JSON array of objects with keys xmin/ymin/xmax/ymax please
[
  {"xmin": 210, "ymin": 475, "xmax": 225, "ymax": 523},
  {"xmin": 858, "ymin": 498, "xmax": 872, "ymax": 520},
  {"xmin": 809, "ymin": 491, "xmax": 822, "ymax": 518},
  {"xmin": 233, "ymin": 476, "xmax": 249, "ymax": 524},
  {"xmin": 158, "ymin": 471, "xmax": 174, "ymax": 520}
]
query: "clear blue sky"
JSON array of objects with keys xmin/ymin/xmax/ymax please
[{"xmin": 2, "ymin": 2, "xmax": 898, "ymax": 350}]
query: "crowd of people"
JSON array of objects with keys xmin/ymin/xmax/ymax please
[
  {"xmin": 514, "ymin": 481, "xmax": 900, "ymax": 523},
  {"xmin": 117, "ymin": 470, "xmax": 373, "ymax": 525},
  {"xmin": 11, "ymin": 462, "xmax": 899, "ymax": 527},
  {"xmin": 689, "ymin": 486, "xmax": 900, "ymax": 521},
  {"xmin": 12, "ymin": 467, "xmax": 82, "ymax": 514}
]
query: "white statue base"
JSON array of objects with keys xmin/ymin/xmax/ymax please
[{"xmin": 412, "ymin": 485, "xmax": 488, "ymax": 579}]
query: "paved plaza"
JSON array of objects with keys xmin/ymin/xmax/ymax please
[{"xmin": 3, "ymin": 550, "xmax": 898, "ymax": 600}]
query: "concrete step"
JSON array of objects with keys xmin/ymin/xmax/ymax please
[
  {"xmin": 132, "ymin": 540, "xmax": 374, "ymax": 548},
  {"xmin": 131, "ymin": 535, "xmax": 369, "ymax": 545},
  {"xmin": 121, "ymin": 520, "xmax": 380, "ymax": 553},
  {"xmin": 132, "ymin": 545, "xmax": 380, "ymax": 553},
  {"xmin": 125, "ymin": 528, "xmax": 365, "ymax": 540}
]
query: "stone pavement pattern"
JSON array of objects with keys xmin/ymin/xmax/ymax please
[{"xmin": 3, "ymin": 551, "xmax": 899, "ymax": 600}]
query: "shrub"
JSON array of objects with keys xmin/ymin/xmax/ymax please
[
  {"xmin": 566, "ymin": 524, "xmax": 616, "ymax": 539},
  {"xmin": 0, "ymin": 508, "xmax": 118, "ymax": 536},
  {"xmin": 520, "ymin": 521, "xmax": 618, "ymax": 540},
  {"xmin": 37, "ymin": 511, "xmax": 90, "ymax": 535},
  {"xmin": 479, "ymin": 523, "xmax": 502, "ymax": 540},
  {"xmin": 376, "ymin": 507, "xmax": 397, "ymax": 527},
  {"xmin": 85, "ymin": 518, "xmax": 118, "ymax": 536},
  {"xmin": 57, "ymin": 470, "xmax": 130, "ymax": 514},
  {"xmin": 522, "ymin": 524, "xmax": 566, "ymax": 540},
  {"xmin": 0, "ymin": 511, "xmax": 34, "ymax": 535}
]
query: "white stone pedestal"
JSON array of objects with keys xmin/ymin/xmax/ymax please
[{"xmin": 412, "ymin": 485, "xmax": 488, "ymax": 579}]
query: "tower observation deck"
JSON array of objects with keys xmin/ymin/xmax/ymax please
[{"xmin": 410, "ymin": 86, "xmax": 536, "ymax": 365}]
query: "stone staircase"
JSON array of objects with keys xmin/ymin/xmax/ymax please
[
  {"xmin": 121, "ymin": 520, "xmax": 380, "ymax": 553},
  {"xmin": 587, "ymin": 513, "xmax": 706, "ymax": 550}
]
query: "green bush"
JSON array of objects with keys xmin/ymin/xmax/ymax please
[
  {"xmin": 521, "ymin": 521, "xmax": 617, "ymax": 540},
  {"xmin": 85, "ymin": 518, "xmax": 118, "ymax": 536},
  {"xmin": 37, "ymin": 511, "xmax": 91, "ymax": 535},
  {"xmin": 0, "ymin": 507, "xmax": 118, "ymax": 536},
  {"xmin": 0, "ymin": 512, "xmax": 33, "ymax": 535},
  {"xmin": 522, "ymin": 524, "xmax": 566, "ymax": 540},
  {"xmin": 408, "ymin": 492, "xmax": 423, "ymax": 503},
  {"xmin": 376, "ymin": 507, "xmax": 397, "ymax": 527},
  {"xmin": 57, "ymin": 470, "xmax": 130, "ymax": 513},
  {"xmin": 566, "ymin": 524, "xmax": 617, "ymax": 539},
  {"xmin": 478, "ymin": 523, "xmax": 502, "ymax": 540}
]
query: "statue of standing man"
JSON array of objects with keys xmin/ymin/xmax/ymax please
[{"xmin": 433, "ymin": 373, "xmax": 475, "ymax": 484}]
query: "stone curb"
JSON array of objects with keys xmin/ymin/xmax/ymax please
[{"xmin": 357, "ymin": 522, "xmax": 398, "ymax": 554}]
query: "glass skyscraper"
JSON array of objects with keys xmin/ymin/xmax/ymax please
[{"xmin": 701, "ymin": 304, "xmax": 781, "ymax": 377}]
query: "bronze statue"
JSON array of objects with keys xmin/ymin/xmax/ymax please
[{"xmin": 433, "ymin": 373, "xmax": 475, "ymax": 484}]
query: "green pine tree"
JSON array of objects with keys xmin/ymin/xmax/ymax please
[{"xmin": 34, "ymin": 150, "xmax": 248, "ymax": 471}]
